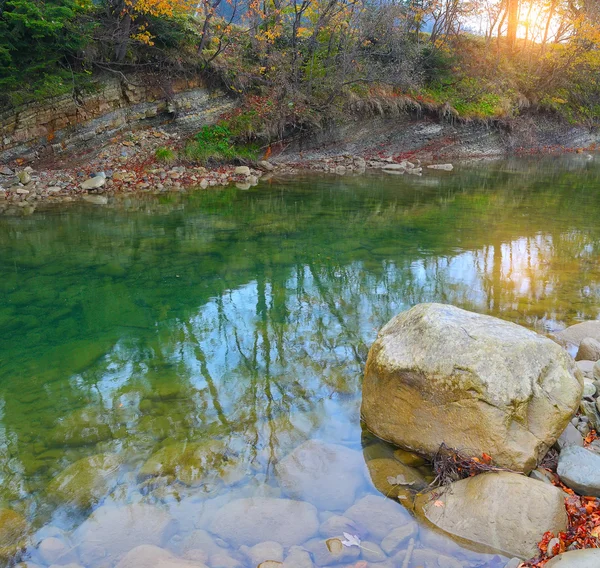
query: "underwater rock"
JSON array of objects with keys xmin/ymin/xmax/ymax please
[
  {"xmin": 0, "ymin": 508, "xmax": 30, "ymax": 562},
  {"xmin": 210, "ymin": 497, "xmax": 319, "ymax": 548},
  {"xmin": 343, "ymin": 495, "xmax": 411, "ymax": 540},
  {"xmin": 275, "ymin": 440, "xmax": 364, "ymax": 511},
  {"xmin": 46, "ymin": 453, "xmax": 121, "ymax": 510}
]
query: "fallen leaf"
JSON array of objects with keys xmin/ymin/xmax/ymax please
[
  {"xmin": 433, "ymin": 500, "xmax": 445, "ymax": 507},
  {"xmin": 341, "ymin": 533, "xmax": 361, "ymax": 548}
]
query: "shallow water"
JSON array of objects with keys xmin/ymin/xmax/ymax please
[{"xmin": 2, "ymin": 155, "xmax": 600, "ymax": 567}]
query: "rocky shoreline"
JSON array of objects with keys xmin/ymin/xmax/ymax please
[{"xmin": 3, "ymin": 119, "xmax": 594, "ymax": 216}]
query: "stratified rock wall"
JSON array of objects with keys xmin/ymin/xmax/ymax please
[{"xmin": 0, "ymin": 76, "xmax": 234, "ymax": 162}]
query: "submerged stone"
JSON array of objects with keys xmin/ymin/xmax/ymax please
[
  {"xmin": 73, "ymin": 503, "xmax": 176, "ymax": 566},
  {"xmin": 138, "ymin": 440, "xmax": 240, "ymax": 487},
  {"xmin": 49, "ymin": 407, "xmax": 113, "ymax": 447},
  {"xmin": 210, "ymin": 497, "xmax": 319, "ymax": 547},
  {"xmin": 343, "ymin": 494, "xmax": 411, "ymax": 540},
  {"xmin": 415, "ymin": 472, "xmax": 567, "ymax": 559},
  {"xmin": 0, "ymin": 509, "xmax": 30, "ymax": 562},
  {"xmin": 362, "ymin": 303, "xmax": 582, "ymax": 473},
  {"xmin": 46, "ymin": 453, "xmax": 121, "ymax": 509},
  {"xmin": 545, "ymin": 548, "xmax": 600, "ymax": 567},
  {"xmin": 275, "ymin": 440, "xmax": 364, "ymax": 511},
  {"xmin": 115, "ymin": 545, "xmax": 209, "ymax": 568}
]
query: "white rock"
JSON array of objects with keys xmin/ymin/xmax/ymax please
[
  {"xmin": 235, "ymin": 166, "xmax": 251, "ymax": 175},
  {"xmin": 427, "ymin": 164, "xmax": 454, "ymax": 171},
  {"xmin": 81, "ymin": 176, "xmax": 106, "ymax": 190}
]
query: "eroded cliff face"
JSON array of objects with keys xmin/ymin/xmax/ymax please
[{"xmin": 0, "ymin": 75, "xmax": 235, "ymax": 163}]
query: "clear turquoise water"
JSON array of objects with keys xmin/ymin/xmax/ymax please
[{"xmin": 1, "ymin": 155, "xmax": 600, "ymax": 567}]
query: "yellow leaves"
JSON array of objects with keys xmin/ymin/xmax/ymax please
[
  {"xmin": 132, "ymin": 29, "xmax": 155, "ymax": 45},
  {"xmin": 124, "ymin": 0, "xmax": 191, "ymax": 19}
]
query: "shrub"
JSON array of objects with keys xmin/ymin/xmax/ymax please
[
  {"xmin": 184, "ymin": 124, "xmax": 259, "ymax": 165},
  {"xmin": 155, "ymin": 146, "xmax": 177, "ymax": 163}
]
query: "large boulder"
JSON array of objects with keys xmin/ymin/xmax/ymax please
[
  {"xmin": 274, "ymin": 440, "xmax": 364, "ymax": 511},
  {"xmin": 415, "ymin": 472, "xmax": 567, "ymax": 559},
  {"xmin": 210, "ymin": 498, "xmax": 319, "ymax": 548},
  {"xmin": 361, "ymin": 303, "xmax": 582, "ymax": 472}
]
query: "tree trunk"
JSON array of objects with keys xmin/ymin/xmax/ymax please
[{"xmin": 506, "ymin": 0, "xmax": 519, "ymax": 51}]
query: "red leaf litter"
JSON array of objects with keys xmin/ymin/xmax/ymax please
[{"xmin": 522, "ymin": 431, "xmax": 600, "ymax": 566}]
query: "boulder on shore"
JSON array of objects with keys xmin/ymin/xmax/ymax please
[
  {"xmin": 361, "ymin": 303, "xmax": 582, "ymax": 472},
  {"xmin": 415, "ymin": 472, "xmax": 568, "ymax": 559},
  {"xmin": 556, "ymin": 321, "xmax": 600, "ymax": 348}
]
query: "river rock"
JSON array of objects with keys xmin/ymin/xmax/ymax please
[
  {"xmin": 545, "ymin": 548, "xmax": 600, "ymax": 567},
  {"xmin": 382, "ymin": 163, "xmax": 406, "ymax": 172},
  {"xmin": 343, "ymin": 494, "xmax": 411, "ymax": 540},
  {"xmin": 415, "ymin": 472, "xmax": 567, "ymax": 559},
  {"xmin": 303, "ymin": 537, "xmax": 359, "ymax": 565},
  {"xmin": 557, "ymin": 445, "xmax": 600, "ymax": 496},
  {"xmin": 138, "ymin": 441, "xmax": 237, "ymax": 487},
  {"xmin": 380, "ymin": 523, "xmax": 418, "ymax": 555},
  {"xmin": 318, "ymin": 515, "xmax": 361, "ymax": 538},
  {"xmin": 234, "ymin": 166, "xmax": 250, "ymax": 175},
  {"xmin": 364, "ymin": 456, "xmax": 428, "ymax": 503},
  {"xmin": 275, "ymin": 440, "xmax": 364, "ymax": 511},
  {"xmin": 361, "ymin": 303, "xmax": 582, "ymax": 473},
  {"xmin": 73, "ymin": 503, "xmax": 176, "ymax": 566},
  {"xmin": 594, "ymin": 361, "xmax": 600, "ymax": 380},
  {"xmin": 427, "ymin": 164, "xmax": 454, "ymax": 171},
  {"xmin": 576, "ymin": 338, "xmax": 600, "ymax": 361},
  {"xmin": 46, "ymin": 453, "xmax": 121, "ymax": 509},
  {"xmin": 38, "ymin": 537, "xmax": 78, "ymax": 565},
  {"xmin": 0, "ymin": 509, "xmax": 30, "ymax": 561},
  {"xmin": 555, "ymin": 422, "xmax": 583, "ymax": 451},
  {"xmin": 282, "ymin": 546, "xmax": 313, "ymax": 568},
  {"xmin": 241, "ymin": 542, "xmax": 284, "ymax": 566},
  {"xmin": 82, "ymin": 195, "xmax": 108, "ymax": 205},
  {"xmin": 80, "ymin": 176, "xmax": 106, "ymax": 190},
  {"xmin": 115, "ymin": 545, "xmax": 209, "ymax": 568},
  {"xmin": 556, "ymin": 321, "xmax": 600, "ymax": 347},
  {"xmin": 577, "ymin": 360, "xmax": 594, "ymax": 379},
  {"xmin": 210, "ymin": 497, "xmax": 319, "ymax": 548},
  {"xmin": 49, "ymin": 407, "xmax": 113, "ymax": 447}
]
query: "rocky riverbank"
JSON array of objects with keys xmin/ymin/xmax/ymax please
[{"xmin": 0, "ymin": 125, "xmax": 460, "ymax": 215}]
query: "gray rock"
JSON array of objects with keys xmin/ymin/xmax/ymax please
[
  {"xmin": 0, "ymin": 167, "xmax": 13, "ymax": 176},
  {"xmin": 37, "ymin": 537, "xmax": 78, "ymax": 565},
  {"xmin": 258, "ymin": 161, "xmax": 275, "ymax": 172},
  {"xmin": 72, "ymin": 504, "xmax": 176, "ymax": 567},
  {"xmin": 359, "ymin": 540, "xmax": 386, "ymax": 562},
  {"xmin": 362, "ymin": 303, "xmax": 582, "ymax": 473},
  {"xmin": 576, "ymin": 338, "xmax": 600, "ymax": 361},
  {"xmin": 241, "ymin": 542, "xmax": 284, "ymax": 566},
  {"xmin": 319, "ymin": 515, "xmax": 361, "ymax": 538},
  {"xmin": 275, "ymin": 440, "xmax": 364, "ymax": 511},
  {"xmin": 380, "ymin": 523, "xmax": 418, "ymax": 555},
  {"xmin": 427, "ymin": 164, "xmax": 454, "ymax": 171},
  {"xmin": 172, "ymin": 529, "xmax": 225, "ymax": 557},
  {"xmin": 577, "ymin": 360, "xmax": 594, "ymax": 378},
  {"xmin": 394, "ymin": 548, "xmax": 463, "ymax": 568},
  {"xmin": 504, "ymin": 559, "xmax": 522, "ymax": 568},
  {"xmin": 594, "ymin": 361, "xmax": 600, "ymax": 381},
  {"xmin": 17, "ymin": 171, "xmax": 31, "ymax": 184},
  {"xmin": 303, "ymin": 537, "xmax": 359, "ymax": 565},
  {"xmin": 583, "ymin": 380, "xmax": 597, "ymax": 397},
  {"xmin": 545, "ymin": 549, "xmax": 600, "ymax": 567},
  {"xmin": 82, "ymin": 195, "xmax": 108, "ymax": 205},
  {"xmin": 556, "ymin": 321, "xmax": 600, "ymax": 348},
  {"xmin": 282, "ymin": 547, "xmax": 313, "ymax": 568},
  {"xmin": 344, "ymin": 495, "xmax": 411, "ymax": 540},
  {"xmin": 234, "ymin": 166, "xmax": 250, "ymax": 175},
  {"xmin": 115, "ymin": 545, "xmax": 208, "ymax": 568},
  {"xmin": 414, "ymin": 472, "xmax": 567, "ymax": 559},
  {"xmin": 80, "ymin": 176, "xmax": 106, "ymax": 190},
  {"xmin": 580, "ymin": 400, "xmax": 600, "ymax": 430},
  {"xmin": 210, "ymin": 498, "xmax": 319, "ymax": 548},
  {"xmin": 556, "ymin": 422, "xmax": 584, "ymax": 451},
  {"xmin": 557, "ymin": 446, "xmax": 600, "ymax": 496}
]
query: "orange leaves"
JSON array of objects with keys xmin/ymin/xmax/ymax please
[
  {"xmin": 584, "ymin": 429, "xmax": 598, "ymax": 447},
  {"xmin": 124, "ymin": 0, "xmax": 191, "ymax": 20},
  {"xmin": 523, "ymin": 495, "xmax": 600, "ymax": 567}
]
